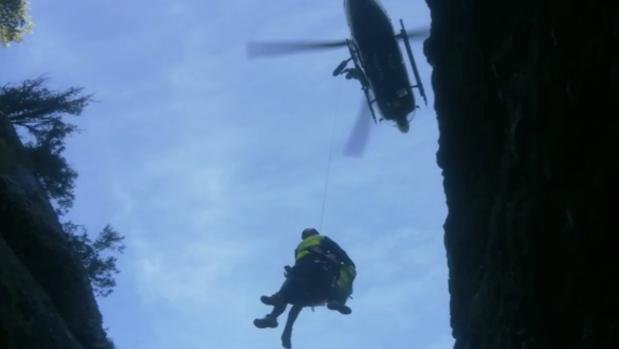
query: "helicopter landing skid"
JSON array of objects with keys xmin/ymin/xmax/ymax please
[
  {"xmin": 397, "ymin": 19, "xmax": 428, "ymax": 107},
  {"xmin": 332, "ymin": 40, "xmax": 378, "ymax": 124}
]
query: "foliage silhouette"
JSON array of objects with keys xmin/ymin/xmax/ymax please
[
  {"xmin": 1, "ymin": 78, "xmax": 124, "ymax": 297},
  {"xmin": 0, "ymin": 78, "xmax": 90, "ymax": 214},
  {"xmin": 63, "ymin": 223, "xmax": 125, "ymax": 297},
  {"xmin": 0, "ymin": 0, "xmax": 32, "ymax": 45}
]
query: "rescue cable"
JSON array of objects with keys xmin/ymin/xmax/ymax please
[{"xmin": 318, "ymin": 110, "xmax": 338, "ymax": 231}]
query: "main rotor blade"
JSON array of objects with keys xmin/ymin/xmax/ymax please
[
  {"xmin": 343, "ymin": 100, "xmax": 373, "ymax": 157},
  {"xmin": 247, "ymin": 39, "xmax": 348, "ymax": 58}
]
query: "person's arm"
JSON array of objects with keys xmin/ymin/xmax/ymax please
[{"xmin": 322, "ymin": 237, "xmax": 355, "ymax": 266}]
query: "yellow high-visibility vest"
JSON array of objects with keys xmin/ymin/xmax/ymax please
[{"xmin": 295, "ymin": 235, "xmax": 325, "ymax": 261}]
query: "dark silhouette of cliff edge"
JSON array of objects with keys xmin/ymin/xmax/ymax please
[
  {"xmin": 0, "ymin": 113, "xmax": 112, "ymax": 349},
  {"xmin": 425, "ymin": 1, "xmax": 619, "ymax": 348}
]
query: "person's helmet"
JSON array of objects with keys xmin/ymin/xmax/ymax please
[{"xmin": 301, "ymin": 228, "xmax": 319, "ymax": 239}]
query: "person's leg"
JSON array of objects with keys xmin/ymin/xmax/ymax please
[
  {"xmin": 256, "ymin": 265, "xmax": 308, "ymax": 329},
  {"xmin": 326, "ymin": 286, "xmax": 352, "ymax": 314},
  {"xmin": 327, "ymin": 298, "xmax": 351, "ymax": 314},
  {"xmin": 327, "ymin": 265, "xmax": 354, "ymax": 314},
  {"xmin": 260, "ymin": 267, "xmax": 298, "ymax": 305},
  {"xmin": 279, "ymin": 260, "xmax": 314, "ymax": 304},
  {"xmin": 254, "ymin": 302, "xmax": 287, "ymax": 328},
  {"xmin": 292, "ymin": 258, "xmax": 340, "ymax": 306},
  {"xmin": 261, "ymin": 258, "xmax": 328, "ymax": 309},
  {"xmin": 281, "ymin": 305, "xmax": 303, "ymax": 349}
]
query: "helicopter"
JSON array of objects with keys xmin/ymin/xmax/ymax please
[{"xmin": 248, "ymin": 0, "xmax": 428, "ymax": 155}]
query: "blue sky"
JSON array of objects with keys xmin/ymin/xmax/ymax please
[{"xmin": 1, "ymin": 1, "xmax": 452, "ymax": 349}]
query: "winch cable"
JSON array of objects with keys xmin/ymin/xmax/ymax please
[{"xmin": 318, "ymin": 110, "xmax": 338, "ymax": 232}]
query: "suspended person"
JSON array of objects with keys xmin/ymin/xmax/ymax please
[{"xmin": 253, "ymin": 228, "xmax": 357, "ymax": 329}]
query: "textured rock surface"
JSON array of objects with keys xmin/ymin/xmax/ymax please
[
  {"xmin": 0, "ymin": 114, "xmax": 112, "ymax": 349},
  {"xmin": 425, "ymin": 1, "xmax": 619, "ymax": 348}
]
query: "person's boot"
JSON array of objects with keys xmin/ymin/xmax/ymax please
[
  {"xmin": 260, "ymin": 293, "xmax": 285, "ymax": 306},
  {"xmin": 327, "ymin": 301, "xmax": 352, "ymax": 315},
  {"xmin": 253, "ymin": 315, "xmax": 278, "ymax": 329}
]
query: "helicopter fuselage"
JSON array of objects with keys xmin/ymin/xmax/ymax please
[{"xmin": 344, "ymin": 0, "xmax": 415, "ymax": 122}]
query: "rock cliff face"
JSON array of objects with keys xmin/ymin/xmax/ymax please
[
  {"xmin": 425, "ymin": 1, "xmax": 619, "ymax": 348},
  {"xmin": 0, "ymin": 114, "xmax": 111, "ymax": 349}
]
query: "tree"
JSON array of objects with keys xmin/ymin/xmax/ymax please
[
  {"xmin": 63, "ymin": 223, "xmax": 125, "ymax": 297},
  {"xmin": 0, "ymin": 0, "xmax": 32, "ymax": 46},
  {"xmin": 1, "ymin": 78, "xmax": 124, "ymax": 297},
  {"xmin": 0, "ymin": 78, "xmax": 91, "ymax": 213}
]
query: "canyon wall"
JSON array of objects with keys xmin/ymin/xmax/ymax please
[
  {"xmin": 425, "ymin": 1, "xmax": 619, "ymax": 348},
  {"xmin": 0, "ymin": 114, "xmax": 112, "ymax": 349}
]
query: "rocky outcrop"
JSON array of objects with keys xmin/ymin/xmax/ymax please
[
  {"xmin": 0, "ymin": 114, "xmax": 112, "ymax": 349},
  {"xmin": 425, "ymin": 1, "xmax": 619, "ymax": 348}
]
